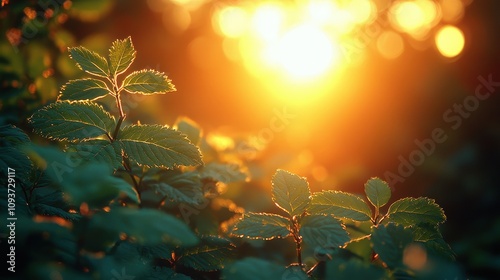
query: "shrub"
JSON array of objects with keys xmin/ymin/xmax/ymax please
[{"xmin": 0, "ymin": 37, "xmax": 457, "ymax": 279}]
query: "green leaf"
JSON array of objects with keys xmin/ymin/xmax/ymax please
[
  {"xmin": 110, "ymin": 176, "xmax": 141, "ymax": 204},
  {"xmin": 28, "ymin": 263, "xmax": 89, "ymax": 280},
  {"xmin": 232, "ymin": 212, "xmax": 291, "ymax": 240},
  {"xmin": 69, "ymin": 46, "xmax": 109, "ymax": 77},
  {"xmin": 0, "ymin": 125, "xmax": 32, "ymax": 186},
  {"xmin": 16, "ymin": 217, "xmax": 77, "ymax": 266},
  {"xmin": 344, "ymin": 235, "xmax": 373, "ymax": 261},
  {"xmin": 150, "ymin": 182, "xmax": 203, "ymax": 206},
  {"xmin": 29, "ymin": 101, "xmax": 115, "ymax": 142},
  {"xmin": 411, "ymin": 223, "xmax": 443, "ymax": 242},
  {"xmin": 122, "ymin": 69, "xmax": 175, "ymax": 94},
  {"xmin": 70, "ymin": 140, "xmax": 123, "ymax": 169},
  {"xmin": 364, "ymin": 177, "xmax": 391, "ymax": 209},
  {"xmin": 282, "ymin": 265, "xmax": 309, "ymax": 280},
  {"xmin": 26, "ymin": 145, "xmax": 74, "ymax": 183},
  {"xmin": 0, "ymin": 147, "xmax": 32, "ymax": 186},
  {"xmin": 309, "ymin": 191, "xmax": 372, "ymax": 221},
  {"xmin": 58, "ymin": 78, "xmax": 110, "ymax": 101},
  {"xmin": 0, "ymin": 124, "xmax": 30, "ymax": 145},
  {"xmin": 33, "ymin": 187, "xmax": 67, "ymax": 208},
  {"xmin": 174, "ymin": 117, "xmax": 202, "ymax": 145},
  {"xmin": 88, "ymin": 241, "xmax": 151, "ymax": 279},
  {"xmin": 387, "ymin": 197, "xmax": 446, "ymax": 226},
  {"xmin": 177, "ymin": 236, "xmax": 235, "ymax": 271},
  {"xmin": 271, "ymin": 169, "xmax": 311, "ymax": 217},
  {"xmin": 0, "ymin": 180, "xmax": 30, "ymax": 217},
  {"xmin": 144, "ymin": 267, "xmax": 191, "ymax": 280},
  {"xmin": 63, "ymin": 164, "xmax": 139, "ymax": 206},
  {"xmin": 71, "ymin": 140, "xmax": 119, "ymax": 165},
  {"xmin": 371, "ymin": 223, "xmax": 414, "ymax": 269},
  {"xmin": 95, "ymin": 256, "xmax": 150, "ymax": 280},
  {"xmin": 32, "ymin": 188, "xmax": 81, "ymax": 221},
  {"xmin": 139, "ymin": 244, "xmax": 173, "ymax": 259},
  {"xmin": 223, "ymin": 258, "xmax": 286, "ymax": 280},
  {"xmin": 200, "ymin": 162, "xmax": 248, "ymax": 184},
  {"xmin": 299, "ymin": 214, "xmax": 350, "ymax": 249},
  {"xmin": 109, "ymin": 36, "xmax": 136, "ymax": 76},
  {"xmin": 410, "ymin": 224, "xmax": 455, "ymax": 260},
  {"xmin": 34, "ymin": 203, "xmax": 81, "ymax": 221},
  {"xmin": 88, "ymin": 208, "xmax": 199, "ymax": 246},
  {"xmin": 27, "ymin": 146, "xmax": 138, "ymax": 207},
  {"xmin": 326, "ymin": 259, "xmax": 388, "ymax": 280},
  {"xmin": 422, "ymin": 238, "xmax": 456, "ymax": 261},
  {"xmin": 118, "ymin": 124, "xmax": 202, "ymax": 168},
  {"xmin": 161, "ymin": 171, "xmax": 204, "ymax": 205}
]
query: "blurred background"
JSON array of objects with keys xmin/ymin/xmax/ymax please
[{"xmin": 1, "ymin": 0, "xmax": 499, "ymax": 277}]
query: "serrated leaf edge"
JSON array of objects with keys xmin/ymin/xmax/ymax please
[
  {"xmin": 108, "ymin": 36, "xmax": 136, "ymax": 76},
  {"xmin": 231, "ymin": 212, "xmax": 291, "ymax": 240},
  {"xmin": 309, "ymin": 190, "xmax": 372, "ymax": 221},
  {"xmin": 364, "ymin": 177, "xmax": 391, "ymax": 209},
  {"xmin": 118, "ymin": 124, "xmax": 203, "ymax": 168},
  {"xmin": 271, "ymin": 169, "xmax": 311, "ymax": 217},
  {"xmin": 68, "ymin": 46, "xmax": 110, "ymax": 77},
  {"xmin": 122, "ymin": 69, "xmax": 176, "ymax": 94},
  {"xmin": 387, "ymin": 197, "xmax": 446, "ymax": 224},
  {"xmin": 28, "ymin": 100, "xmax": 115, "ymax": 142},
  {"xmin": 57, "ymin": 78, "xmax": 111, "ymax": 102}
]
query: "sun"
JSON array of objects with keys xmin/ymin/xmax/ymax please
[
  {"xmin": 271, "ymin": 24, "xmax": 340, "ymax": 81},
  {"xmin": 215, "ymin": 3, "xmax": 343, "ymax": 83}
]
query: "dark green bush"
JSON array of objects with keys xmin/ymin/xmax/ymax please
[{"xmin": 0, "ymin": 37, "xmax": 460, "ymax": 279}]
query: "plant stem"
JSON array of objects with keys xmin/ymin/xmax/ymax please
[
  {"xmin": 107, "ymin": 75, "xmax": 146, "ymax": 208},
  {"xmin": 296, "ymin": 238, "xmax": 302, "ymax": 265},
  {"xmin": 110, "ymin": 78, "xmax": 125, "ymax": 141},
  {"xmin": 307, "ymin": 261, "xmax": 320, "ymax": 275},
  {"xmin": 109, "ymin": 77, "xmax": 141, "ymax": 205},
  {"xmin": 377, "ymin": 215, "xmax": 387, "ymax": 225},
  {"xmin": 122, "ymin": 155, "xmax": 142, "ymax": 204},
  {"xmin": 373, "ymin": 206, "xmax": 380, "ymax": 225},
  {"xmin": 291, "ymin": 217, "xmax": 303, "ymax": 266},
  {"xmin": 113, "ymin": 113, "xmax": 124, "ymax": 140}
]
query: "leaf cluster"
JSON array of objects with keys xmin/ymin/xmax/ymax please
[
  {"xmin": 29, "ymin": 37, "xmax": 202, "ymax": 169},
  {"xmin": 1, "ymin": 38, "xmax": 250, "ymax": 279},
  {"xmin": 1, "ymin": 37, "xmax": 458, "ymax": 280},
  {"xmin": 229, "ymin": 170, "xmax": 455, "ymax": 279}
]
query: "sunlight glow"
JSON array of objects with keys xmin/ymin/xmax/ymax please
[
  {"xmin": 215, "ymin": 6, "xmax": 249, "ymax": 38},
  {"xmin": 391, "ymin": 1, "xmax": 426, "ymax": 33},
  {"xmin": 419, "ymin": 0, "xmax": 439, "ymax": 27},
  {"xmin": 169, "ymin": 0, "xmax": 208, "ymax": 11},
  {"xmin": 307, "ymin": 0, "xmax": 337, "ymax": 25},
  {"xmin": 272, "ymin": 24, "xmax": 339, "ymax": 80},
  {"xmin": 435, "ymin": 25, "xmax": 464, "ymax": 58},
  {"xmin": 217, "ymin": 1, "xmax": 389, "ymax": 82},
  {"xmin": 163, "ymin": 5, "xmax": 191, "ymax": 34},
  {"xmin": 203, "ymin": 0, "xmax": 469, "ymax": 89},
  {"xmin": 329, "ymin": 9, "xmax": 356, "ymax": 34},
  {"xmin": 251, "ymin": 3, "xmax": 285, "ymax": 41},
  {"xmin": 389, "ymin": 0, "xmax": 441, "ymax": 39},
  {"xmin": 347, "ymin": 0, "xmax": 373, "ymax": 23},
  {"xmin": 377, "ymin": 31, "xmax": 404, "ymax": 59},
  {"xmin": 441, "ymin": 0, "xmax": 464, "ymax": 22},
  {"xmin": 206, "ymin": 134, "xmax": 235, "ymax": 151}
]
